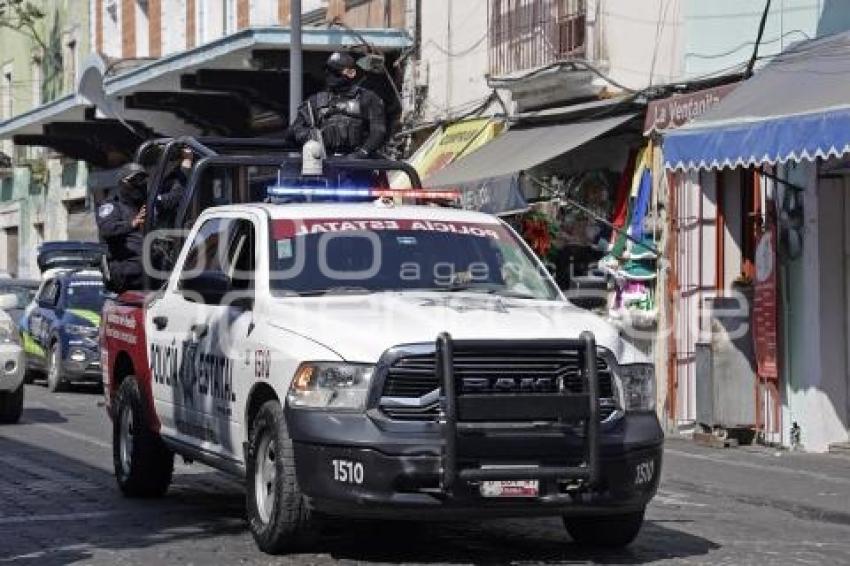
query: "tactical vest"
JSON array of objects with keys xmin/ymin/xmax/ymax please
[{"xmin": 315, "ymin": 88, "xmax": 366, "ymax": 153}]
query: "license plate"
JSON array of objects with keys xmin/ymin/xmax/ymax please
[{"xmin": 480, "ymin": 480, "xmax": 539, "ymax": 498}]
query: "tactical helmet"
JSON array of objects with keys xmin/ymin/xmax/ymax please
[
  {"xmin": 119, "ymin": 162, "xmax": 148, "ymax": 188},
  {"xmin": 326, "ymin": 51, "xmax": 356, "ymax": 73}
]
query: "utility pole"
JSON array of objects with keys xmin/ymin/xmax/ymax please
[{"xmin": 290, "ymin": 0, "xmax": 303, "ymax": 125}]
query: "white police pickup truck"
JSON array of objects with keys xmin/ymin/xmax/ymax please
[{"xmin": 101, "ymin": 201, "xmax": 662, "ymax": 554}]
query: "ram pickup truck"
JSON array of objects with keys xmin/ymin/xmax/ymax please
[{"xmin": 101, "ymin": 198, "xmax": 663, "ymax": 554}]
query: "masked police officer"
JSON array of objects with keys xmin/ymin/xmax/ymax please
[
  {"xmin": 96, "ymin": 163, "xmax": 148, "ymax": 292},
  {"xmin": 154, "ymin": 147, "xmax": 194, "ymax": 228},
  {"xmin": 291, "ymin": 52, "xmax": 387, "ymax": 158}
]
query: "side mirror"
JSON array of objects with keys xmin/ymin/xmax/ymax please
[
  {"xmin": 180, "ymin": 271, "xmax": 230, "ymax": 304},
  {"xmin": 0, "ymin": 293, "xmax": 17, "ymax": 310}
]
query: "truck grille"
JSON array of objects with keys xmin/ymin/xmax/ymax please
[{"xmin": 380, "ymin": 348, "xmax": 618, "ymax": 422}]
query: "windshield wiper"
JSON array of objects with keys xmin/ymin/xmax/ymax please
[
  {"xmin": 427, "ymin": 283, "xmax": 538, "ymax": 300},
  {"xmin": 294, "ymin": 286, "xmax": 373, "ymax": 297}
]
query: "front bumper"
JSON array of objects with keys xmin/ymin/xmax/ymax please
[
  {"xmin": 287, "ymin": 409, "xmax": 663, "ymax": 520},
  {"xmin": 61, "ymin": 345, "xmax": 102, "ymax": 383},
  {"xmin": 0, "ymin": 343, "xmax": 25, "ymax": 392}
]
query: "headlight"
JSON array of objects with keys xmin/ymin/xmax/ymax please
[
  {"xmin": 618, "ymin": 364, "xmax": 655, "ymax": 412},
  {"xmin": 66, "ymin": 324, "xmax": 99, "ymax": 338},
  {"xmin": 287, "ymin": 363, "xmax": 374, "ymax": 411},
  {"xmin": 0, "ymin": 321, "xmax": 20, "ymax": 345}
]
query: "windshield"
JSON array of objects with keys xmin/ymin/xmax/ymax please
[
  {"xmin": 66, "ymin": 280, "xmax": 106, "ymax": 310},
  {"xmin": 269, "ymin": 217, "xmax": 560, "ymax": 300}
]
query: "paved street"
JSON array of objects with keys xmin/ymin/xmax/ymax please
[{"xmin": 0, "ymin": 384, "xmax": 848, "ymax": 565}]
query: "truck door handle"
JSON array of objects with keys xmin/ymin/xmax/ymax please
[{"xmin": 153, "ymin": 316, "xmax": 168, "ymax": 330}]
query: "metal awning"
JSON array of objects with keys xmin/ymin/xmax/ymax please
[
  {"xmin": 425, "ymin": 113, "xmax": 636, "ymax": 189},
  {"xmin": 0, "ymin": 26, "xmax": 411, "ymax": 166},
  {"xmin": 664, "ymin": 31, "xmax": 850, "ymax": 171}
]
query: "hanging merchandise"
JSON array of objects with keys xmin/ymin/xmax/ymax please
[
  {"xmin": 519, "ymin": 206, "xmax": 559, "ymax": 260},
  {"xmin": 553, "ymin": 170, "xmax": 618, "ymax": 248},
  {"xmin": 611, "ymin": 150, "xmax": 638, "ymax": 230}
]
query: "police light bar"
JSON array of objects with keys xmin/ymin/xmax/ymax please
[{"xmin": 267, "ymin": 186, "xmax": 460, "ymax": 200}]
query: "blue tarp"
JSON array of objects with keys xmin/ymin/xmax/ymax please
[{"xmin": 663, "ymin": 30, "xmax": 850, "ymax": 171}]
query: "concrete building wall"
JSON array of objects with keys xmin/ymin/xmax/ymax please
[
  {"xmin": 780, "ymin": 160, "xmax": 850, "ymax": 452},
  {"xmin": 0, "ymin": 1, "xmax": 92, "ymax": 279},
  {"xmin": 416, "ymin": 0, "xmax": 490, "ymax": 121},
  {"xmin": 593, "ymin": 0, "xmax": 685, "ymax": 91},
  {"xmin": 683, "ymin": 0, "xmax": 850, "ymax": 80}
]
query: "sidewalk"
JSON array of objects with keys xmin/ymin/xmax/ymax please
[{"xmin": 662, "ymin": 437, "xmax": 850, "ymax": 525}]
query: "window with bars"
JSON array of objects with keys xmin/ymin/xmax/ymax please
[{"xmin": 488, "ymin": 0, "xmax": 586, "ymax": 76}]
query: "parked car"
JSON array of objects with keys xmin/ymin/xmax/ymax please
[
  {"xmin": 21, "ymin": 242, "xmax": 108, "ymax": 392},
  {"xmin": 0, "ymin": 279, "xmax": 40, "ymax": 325},
  {"xmin": 0, "ymin": 293, "xmax": 25, "ymax": 423}
]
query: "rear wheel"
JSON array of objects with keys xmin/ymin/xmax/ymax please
[
  {"xmin": 564, "ymin": 509, "xmax": 646, "ymax": 548},
  {"xmin": 246, "ymin": 400, "xmax": 318, "ymax": 554},
  {"xmin": 113, "ymin": 376, "xmax": 173, "ymax": 497},
  {"xmin": 0, "ymin": 383, "xmax": 24, "ymax": 424},
  {"xmin": 46, "ymin": 342, "xmax": 65, "ymax": 393}
]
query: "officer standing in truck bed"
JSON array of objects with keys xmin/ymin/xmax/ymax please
[{"xmin": 291, "ymin": 51, "xmax": 387, "ymax": 158}]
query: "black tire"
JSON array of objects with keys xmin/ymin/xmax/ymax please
[
  {"xmin": 23, "ymin": 369, "xmax": 37, "ymax": 385},
  {"xmin": 113, "ymin": 376, "xmax": 174, "ymax": 497},
  {"xmin": 46, "ymin": 341, "xmax": 65, "ymax": 393},
  {"xmin": 0, "ymin": 383, "xmax": 24, "ymax": 424},
  {"xmin": 564, "ymin": 509, "xmax": 646, "ymax": 548},
  {"xmin": 246, "ymin": 400, "xmax": 318, "ymax": 554}
]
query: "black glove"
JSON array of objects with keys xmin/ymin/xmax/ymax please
[{"xmin": 346, "ymin": 148, "xmax": 370, "ymax": 159}]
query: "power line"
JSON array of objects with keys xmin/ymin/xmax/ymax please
[{"xmin": 423, "ymin": 34, "xmax": 487, "ymax": 58}]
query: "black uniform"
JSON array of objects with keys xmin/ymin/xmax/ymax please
[
  {"xmin": 291, "ymin": 81, "xmax": 387, "ymax": 157},
  {"xmin": 154, "ymin": 165, "xmax": 189, "ymax": 227},
  {"xmin": 96, "ymin": 184, "xmax": 145, "ymax": 292}
]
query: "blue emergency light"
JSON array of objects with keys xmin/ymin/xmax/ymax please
[{"xmin": 266, "ymin": 185, "xmax": 460, "ymax": 201}]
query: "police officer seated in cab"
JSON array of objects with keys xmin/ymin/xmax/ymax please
[
  {"xmin": 291, "ymin": 51, "xmax": 387, "ymax": 159},
  {"xmin": 96, "ymin": 164, "xmax": 148, "ymax": 293}
]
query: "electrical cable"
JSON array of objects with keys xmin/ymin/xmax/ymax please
[
  {"xmin": 489, "ymin": 59, "xmax": 638, "ymax": 93},
  {"xmin": 746, "ymin": 0, "xmax": 773, "ymax": 77},
  {"xmin": 422, "ymin": 34, "xmax": 487, "ymax": 58}
]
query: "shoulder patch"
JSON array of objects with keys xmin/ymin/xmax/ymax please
[{"xmin": 98, "ymin": 203, "xmax": 115, "ymax": 218}]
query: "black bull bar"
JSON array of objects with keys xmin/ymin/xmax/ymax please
[{"xmin": 437, "ymin": 332, "xmax": 601, "ymax": 494}]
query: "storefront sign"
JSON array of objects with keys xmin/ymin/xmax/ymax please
[
  {"xmin": 753, "ymin": 228, "xmax": 779, "ymax": 380},
  {"xmin": 395, "ymin": 119, "xmax": 504, "ymax": 189},
  {"xmin": 644, "ymin": 83, "xmax": 738, "ymax": 134}
]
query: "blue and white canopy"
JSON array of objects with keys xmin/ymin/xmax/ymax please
[{"xmin": 664, "ymin": 31, "xmax": 850, "ymax": 171}]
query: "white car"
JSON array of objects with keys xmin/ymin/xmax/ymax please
[
  {"xmin": 0, "ymin": 294, "xmax": 25, "ymax": 423},
  {"xmin": 102, "ymin": 203, "xmax": 663, "ymax": 554}
]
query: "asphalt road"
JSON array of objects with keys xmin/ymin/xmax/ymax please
[{"xmin": 1, "ymin": 384, "xmax": 849, "ymax": 565}]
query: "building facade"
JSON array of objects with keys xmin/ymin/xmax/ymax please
[
  {"xmin": 0, "ymin": 1, "xmax": 92, "ymax": 278},
  {"xmin": 1, "ymin": 0, "xmax": 408, "ymax": 279}
]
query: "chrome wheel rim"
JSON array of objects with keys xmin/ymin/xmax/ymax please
[
  {"xmin": 48, "ymin": 346, "xmax": 59, "ymax": 387},
  {"xmin": 254, "ymin": 430, "xmax": 276, "ymax": 524},
  {"xmin": 119, "ymin": 404, "xmax": 133, "ymax": 479}
]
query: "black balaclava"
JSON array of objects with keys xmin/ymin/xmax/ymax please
[{"xmin": 118, "ymin": 181, "xmax": 146, "ymax": 208}]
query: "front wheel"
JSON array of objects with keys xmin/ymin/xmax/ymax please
[
  {"xmin": 246, "ymin": 400, "xmax": 318, "ymax": 554},
  {"xmin": 0, "ymin": 383, "xmax": 24, "ymax": 424},
  {"xmin": 563, "ymin": 509, "xmax": 646, "ymax": 548},
  {"xmin": 46, "ymin": 342, "xmax": 65, "ymax": 393},
  {"xmin": 113, "ymin": 376, "xmax": 174, "ymax": 497}
]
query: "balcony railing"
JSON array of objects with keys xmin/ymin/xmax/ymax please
[{"xmin": 489, "ymin": 0, "xmax": 586, "ymax": 77}]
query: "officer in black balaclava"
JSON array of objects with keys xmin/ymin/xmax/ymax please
[
  {"xmin": 154, "ymin": 147, "xmax": 194, "ymax": 229},
  {"xmin": 291, "ymin": 51, "xmax": 387, "ymax": 158},
  {"xmin": 96, "ymin": 163, "xmax": 148, "ymax": 292}
]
